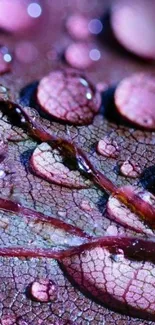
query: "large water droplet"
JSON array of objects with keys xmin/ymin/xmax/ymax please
[{"xmin": 37, "ymin": 69, "xmax": 101, "ymax": 125}]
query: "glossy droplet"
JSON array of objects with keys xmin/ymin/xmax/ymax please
[
  {"xmin": 66, "ymin": 14, "xmax": 90, "ymax": 40},
  {"xmin": 30, "ymin": 142, "xmax": 91, "ymax": 189},
  {"xmin": 65, "ymin": 42, "xmax": 93, "ymax": 69},
  {"xmin": 89, "ymin": 48, "xmax": 101, "ymax": 61},
  {"xmin": 111, "ymin": 0, "xmax": 155, "ymax": 59},
  {"xmin": 0, "ymin": 0, "xmax": 40, "ymax": 34},
  {"xmin": 120, "ymin": 159, "xmax": 141, "ymax": 178},
  {"xmin": 115, "ymin": 73, "xmax": 155, "ymax": 129},
  {"xmin": 37, "ymin": 70, "xmax": 101, "ymax": 125},
  {"xmin": 29, "ymin": 279, "xmax": 58, "ymax": 302},
  {"xmin": 88, "ymin": 18, "xmax": 103, "ymax": 35},
  {"xmin": 27, "ymin": 3, "xmax": 42, "ymax": 18},
  {"xmin": 97, "ymin": 136, "xmax": 119, "ymax": 158}
]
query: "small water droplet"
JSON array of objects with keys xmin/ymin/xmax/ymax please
[
  {"xmin": 97, "ymin": 136, "xmax": 119, "ymax": 158},
  {"xmin": 65, "ymin": 42, "xmax": 93, "ymax": 69},
  {"xmin": 27, "ymin": 2, "xmax": 42, "ymax": 18},
  {"xmin": 66, "ymin": 14, "xmax": 90, "ymax": 40},
  {"xmin": 58, "ymin": 210, "xmax": 67, "ymax": 217},
  {"xmin": 88, "ymin": 18, "xmax": 103, "ymax": 35},
  {"xmin": 89, "ymin": 48, "xmax": 101, "ymax": 61},
  {"xmin": 120, "ymin": 159, "xmax": 141, "ymax": 178},
  {"xmin": 29, "ymin": 279, "xmax": 58, "ymax": 302}
]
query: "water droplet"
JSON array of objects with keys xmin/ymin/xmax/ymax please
[
  {"xmin": 120, "ymin": 159, "xmax": 141, "ymax": 178},
  {"xmin": 65, "ymin": 42, "xmax": 93, "ymax": 69},
  {"xmin": 89, "ymin": 48, "xmax": 101, "ymax": 61},
  {"xmin": 29, "ymin": 279, "xmax": 58, "ymax": 302},
  {"xmin": 3, "ymin": 53, "xmax": 12, "ymax": 63},
  {"xmin": 115, "ymin": 73, "xmax": 155, "ymax": 129},
  {"xmin": 0, "ymin": 0, "xmax": 40, "ymax": 34},
  {"xmin": 66, "ymin": 14, "xmax": 90, "ymax": 40},
  {"xmin": 88, "ymin": 18, "xmax": 103, "ymax": 35},
  {"xmin": 27, "ymin": 2, "xmax": 42, "ymax": 18},
  {"xmin": 37, "ymin": 70, "xmax": 101, "ymax": 125},
  {"xmin": 97, "ymin": 136, "xmax": 119, "ymax": 158},
  {"xmin": 58, "ymin": 210, "xmax": 67, "ymax": 217}
]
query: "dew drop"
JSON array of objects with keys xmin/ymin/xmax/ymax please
[
  {"xmin": 97, "ymin": 136, "xmax": 119, "ymax": 158},
  {"xmin": 29, "ymin": 279, "xmax": 58, "ymax": 302},
  {"xmin": 66, "ymin": 14, "xmax": 90, "ymax": 40},
  {"xmin": 65, "ymin": 42, "xmax": 93, "ymax": 69},
  {"xmin": 30, "ymin": 142, "xmax": 91, "ymax": 188},
  {"xmin": 115, "ymin": 73, "xmax": 155, "ymax": 129},
  {"xmin": 0, "ymin": 0, "xmax": 40, "ymax": 34},
  {"xmin": 27, "ymin": 2, "xmax": 42, "ymax": 18},
  {"xmin": 37, "ymin": 70, "xmax": 101, "ymax": 125},
  {"xmin": 120, "ymin": 159, "xmax": 141, "ymax": 178},
  {"xmin": 89, "ymin": 48, "xmax": 101, "ymax": 61},
  {"xmin": 88, "ymin": 18, "xmax": 103, "ymax": 35}
]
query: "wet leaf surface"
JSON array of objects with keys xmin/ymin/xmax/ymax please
[{"xmin": 0, "ymin": 0, "xmax": 155, "ymax": 324}]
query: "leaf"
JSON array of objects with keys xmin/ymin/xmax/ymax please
[
  {"xmin": 61, "ymin": 236, "xmax": 155, "ymax": 321},
  {"xmin": 0, "ymin": 0, "xmax": 155, "ymax": 324}
]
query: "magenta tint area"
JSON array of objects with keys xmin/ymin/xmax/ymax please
[{"xmin": 0, "ymin": 0, "xmax": 155, "ymax": 324}]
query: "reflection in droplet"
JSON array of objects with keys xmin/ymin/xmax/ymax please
[
  {"xmin": 86, "ymin": 92, "xmax": 92, "ymax": 100},
  {"xmin": 88, "ymin": 18, "xmax": 103, "ymax": 34},
  {"xmin": 89, "ymin": 48, "xmax": 101, "ymax": 61},
  {"xmin": 27, "ymin": 2, "xmax": 42, "ymax": 18},
  {"xmin": 3, "ymin": 53, "xmax": 12, "ymax": 63},
  {"xmin": 0, "ymin": 170, "xmax": 6, "ymax": 179}
]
